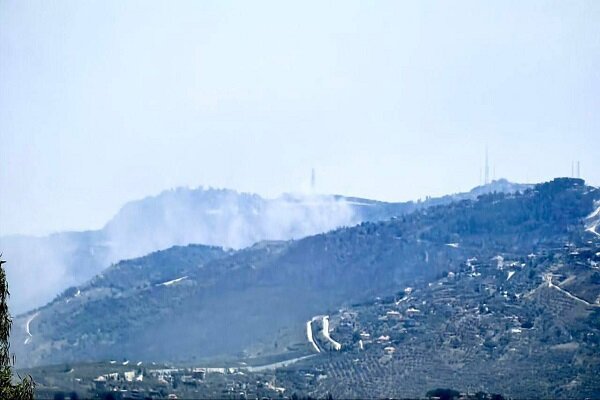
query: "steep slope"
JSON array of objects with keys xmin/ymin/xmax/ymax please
[
  {"xmin": 1, "ymin": 180, "xmax": 529, "ymax": 314},
  {"xmin": 278, "ymin": 217, "xmax": 600, "ymax": 398},
  {"xmin": 11, "ymin": 178, "xmax": 591, "ymax": 369}
]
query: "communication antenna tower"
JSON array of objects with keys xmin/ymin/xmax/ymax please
[{"xmin": 484, "ymin": 147, "xmax": 490, "ymax": 185}]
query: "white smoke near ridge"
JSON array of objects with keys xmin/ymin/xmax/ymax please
[
  {"xmin": 259, "ymin": 194, "xmax": 358, "ymax": 242},
  {"xmin": 2, "ymin": 181, "xmax": 533, "ymax": 315},
  {"xmin": 1, "ymin": 234, "xmax": 84, "ymax": 315},
  {"xmin": 103, "ymin": 188, "xmax": 359, "ymax": 258},
  {"xmin": 2, "ymin": 187, "xmax": 361, "ymax": 314}
]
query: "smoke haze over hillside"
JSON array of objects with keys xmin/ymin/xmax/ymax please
[
  {"xmin": 2, "ymin": 180, "xmax": 532, "ymax": 314},
  {"xmin": 1, "ymin": 2, "xmax": 599, "ymax": 398},
  {"xmin": 103, "ymin": 188, "xmax": 358, "ymax": 257},
  {"xmin": 1, "ymin": 188, "xmax": 360, "ymax": 313}
]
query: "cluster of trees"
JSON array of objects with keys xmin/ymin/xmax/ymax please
[{"xmin": 1, "ymin": 256, "xmax": 34, "ymax": 399}]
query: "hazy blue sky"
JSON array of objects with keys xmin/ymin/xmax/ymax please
[{"xmin": 1, "ymin": 1, "xmax": 599, "ymax": 236}]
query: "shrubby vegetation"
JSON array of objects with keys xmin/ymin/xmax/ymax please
[
  {"xmin": 12, "ymin": 178, "xmax": 600, "ymax": 398},
  {"xmin": 1, "ymin": 256, "xmax": 34, "ymax": 399}
]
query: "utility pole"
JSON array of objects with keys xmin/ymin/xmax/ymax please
[
  {"xmin": 484, "ymin": 146, "xmax": 490, "ymax": 185},
  {"xmin": 479, "ymin": 167, "xmax": 482, "ymax": 186},
  {"xmin": 571, "ymin": 161, "xmax": 574, "ymax": 178}
]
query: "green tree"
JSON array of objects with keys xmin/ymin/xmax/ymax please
[
  {"xmin": 426, "ymin": 388, "xmax": 460, "ymax": 400},
  {"xmin": 1, "ymin": 256, "xmax": 34, "ymax": 399}
]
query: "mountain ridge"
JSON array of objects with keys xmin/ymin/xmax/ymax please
[
  {"xmin": 2, "ymin": 179, "xmax": 529, "ymax": 314},
  {"xmin": 11, "ymin": 178, "xmax": 596, "ymax": 372}
]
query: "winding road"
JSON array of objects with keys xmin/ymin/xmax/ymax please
[
  {"xmin": 244, "ymin": 354, "xmax": 317, "ymax": 372},
  {"xmin": 322, "ymin": 316, "xmax": 342, "ymax": 351},
  {"xmin": 306, "ymin": 315, "xmax": 342, "ymax": 352},
  {"xmin": 544, "ymin": 274, "xmax": 599, "ymax": 307},
  {"xmin": 585, "ymin": 203, "xmax": 600, "ymax": 238},
  {"xmin": 24, "ymin": 312, "xmax": 39, "ymax": 345},
  {"xmin": 306, "ymin": 318, "xmax": 321, "ymax": 353}
]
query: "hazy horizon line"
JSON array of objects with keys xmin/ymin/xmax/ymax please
[{"xmin": 1, "ymin": 175, "xmax": 578, "ymax": 239}]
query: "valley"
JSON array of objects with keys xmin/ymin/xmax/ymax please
[{"xmin": 12, "ymin": 178, "xmax": 600, "ymax": 399}]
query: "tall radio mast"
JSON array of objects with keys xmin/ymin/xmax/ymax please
[{"xmin": 484, "ymin": 147, "xmax": 490, "ymax": 185}]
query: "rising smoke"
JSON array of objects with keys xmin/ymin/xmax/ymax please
[{"xmin": 1, "ymin": 187, "xmax": 360, "ymax": 314}]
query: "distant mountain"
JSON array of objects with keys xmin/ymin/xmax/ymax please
[
  {"xmin": 1, "ymin": 179, "xmax": 529, "ymax": 314},
  {"xmin": 11, "ymin": 178, "xmax": 596, "ymax": 374}
]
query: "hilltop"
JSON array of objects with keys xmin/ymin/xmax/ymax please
[
  {"xmin": 11, "ymin": 179, "xmax": 596, "ymax": 379},
  {"xmin": 1, "ymin": 180, "xmax": 528, "ymax": 314}
]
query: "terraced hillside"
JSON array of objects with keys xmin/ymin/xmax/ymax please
[
  {"xmin": 275, "ymin": 188, "xmax": 600, "ymax": 398},
  {"xmin": 12, "ymin": 178, "xmax": 598, "ymax": 381}
]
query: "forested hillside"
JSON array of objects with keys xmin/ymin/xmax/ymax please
[{"xmin": 12, "ymin": 179, "xmax": 597, "ymax": 376}]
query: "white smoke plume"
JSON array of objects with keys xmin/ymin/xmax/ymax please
[{"xmin": 2, "ymin": 187, "xmax": 360, "ymax": 314}]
